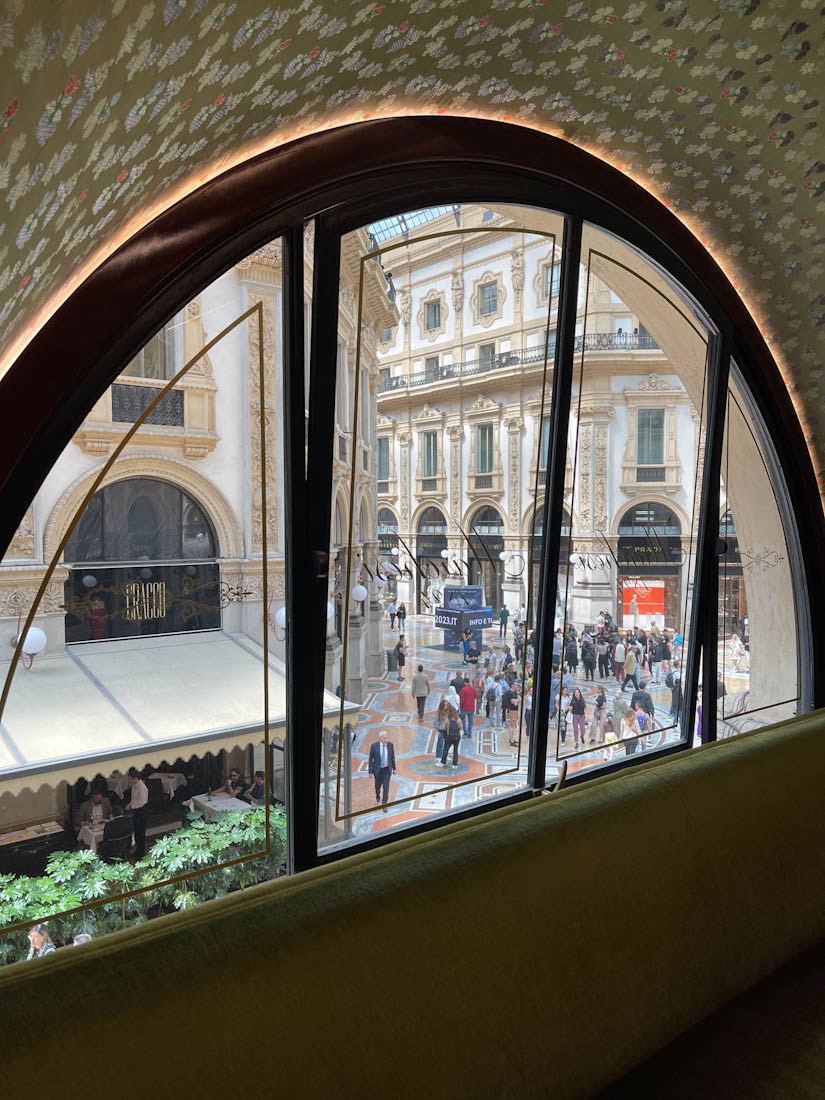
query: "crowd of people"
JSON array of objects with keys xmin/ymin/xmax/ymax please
[{"xmin": 382, "ymin": 601, "xmax": 688, "ymax": 776}]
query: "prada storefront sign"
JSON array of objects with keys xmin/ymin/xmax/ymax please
[
  {"xmin": 63, "ymin": 563, "xmax": 221, "ymax": 642},
  {"xmin": 616, "ymin": 536, "xmax": 682, "ymax": 573}
]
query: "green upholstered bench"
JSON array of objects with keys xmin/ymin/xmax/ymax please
[{"xmin": 1, "ymin": 709, "xmax": 823, "ymax": 1099}]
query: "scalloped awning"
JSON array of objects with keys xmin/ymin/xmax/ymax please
[{"xmin": 0, "ymin": 632, "xmax": 357, "ymax": 797}]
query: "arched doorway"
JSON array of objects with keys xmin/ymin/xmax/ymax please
[
  {"xmin": 617, "ymin": 502, "xmax": 682, "ymax": 629},
  {"xmin": 63, "ymin": 477, "xmax": 219, "ymax": 641},
  {"xmin": 467, "ymin": 506, "xmax": 505, "ymax": 611},
  {"xmin": 415, "ymin": 506, "xmax": 447, "ymax": 614}
]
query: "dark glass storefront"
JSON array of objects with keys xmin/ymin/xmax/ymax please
[{"xmin": 63, "ymin": 478, "xmax": 221, "ymax": 642}]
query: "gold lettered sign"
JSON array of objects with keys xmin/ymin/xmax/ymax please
[{"xmin": 124, "ymin": 579, "xmax": 168, "ymax": 622}]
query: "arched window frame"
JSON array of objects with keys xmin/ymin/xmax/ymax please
[{"xmin": 0, "ymin": 118, "xmax": 820, "ymax": 875}]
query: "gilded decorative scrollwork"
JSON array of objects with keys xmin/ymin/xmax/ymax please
[{"xmin": 248, "ymin": 290, "xmax": 278, "ymax": 554}]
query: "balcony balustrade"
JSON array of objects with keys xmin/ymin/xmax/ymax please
[{"xmin": 378, "ymin": 332, "xmax": 660, "ymax": 392}]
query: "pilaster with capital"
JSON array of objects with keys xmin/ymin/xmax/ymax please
[
  {"xmin": 504, "ymin": 412, "xmax": 524, "ymax": 535},
  {"xmin": 579, "ymin": 423, "xmax": 593, "ymax": 533},
  {"xmin": 246, "ymin": 289, "xmax": 278, "ymax": 554},
  {"xmin": 398, "ymin": 428, "xmax": 411, "ymax": 531},
  {"xmin": 451, "ymin": 269, "xmax": 464, "ymax": 347},
  {"xmin": 399, "ymin": 288, "xmax": 411, "ymax": 354},
  {"xmin": 446, "ymin": 423, "xmax": 464, "ymax": 533}
]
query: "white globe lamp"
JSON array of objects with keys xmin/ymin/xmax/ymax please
[{"xmin": 20, "ymin": 627, "xmax": 47, "ymax": 656}]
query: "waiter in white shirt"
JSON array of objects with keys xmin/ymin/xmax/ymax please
[{"xmin": 124, "ymin": 767, "xmax": 149, "ymax": 857}]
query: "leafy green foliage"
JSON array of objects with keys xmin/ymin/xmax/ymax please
[{"xmin": 0, "ymin": 806, "xmax": 286, "ymax": 966}]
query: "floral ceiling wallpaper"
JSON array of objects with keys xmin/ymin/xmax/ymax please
[{"xmin": 0, "ymin": 0, "xmax": 823, "ymax": 491}]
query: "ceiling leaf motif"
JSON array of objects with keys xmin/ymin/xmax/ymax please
[{"xmin": 0, "ymin": 0, "xmax": 822, "ymax": 494}]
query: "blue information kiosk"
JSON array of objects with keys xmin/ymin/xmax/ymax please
[{"xmin": 434, "ymin": 585, "xmax": 493, "ymax": 654}]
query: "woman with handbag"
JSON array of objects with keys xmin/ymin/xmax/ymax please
[
  {"xmin": 440, "ymin": 706, "xmax": 462, "ymax": 768},
  {"xmin": 432, "ymin": 699, "xmax": 449, "ymax": 764}
]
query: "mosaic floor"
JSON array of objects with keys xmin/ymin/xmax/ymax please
[
  {"xmin": 325, "ymin": 616, "xmax": 750, "ymax": 840},
  {"xmin": 319, "ymin": 616, "xmax": 752, "ymax": 836}
]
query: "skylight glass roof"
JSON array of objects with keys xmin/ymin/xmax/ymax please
[{"xmin": 369, "ymin": 205, "xmax": 460, "ymax": 242}]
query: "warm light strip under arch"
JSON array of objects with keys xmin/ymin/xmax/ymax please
[{"xmin": 0, "ymin": 106, "xmax": 818, "ymax": 499}]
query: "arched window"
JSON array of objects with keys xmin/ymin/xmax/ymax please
[
  {"xmin": 62, "ymin": 478, "xmax": 219, "ymax": 643},
  {"xmin": 0, "ymin": 118, "xmax": 818, "ymax": 891},
  {"xmin": 417, "ymin": 507, "xmax": 447, "ymax": 533},
  {"xmin": 65, "ymin": 478, "xmax": 217, "ymax": 563},
  {"xmin": 469, "ymin": 506, "xmax": 504, "ymax": 536}
]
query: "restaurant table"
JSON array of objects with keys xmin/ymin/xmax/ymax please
[
  {"xmin": 77, "ymin": 821, "xmax": 114, "ymax": 854},
  {"xmin": 189, "ymin": 793, "xmax": 252, "ymax": 823},
  {"xmin": 148, "ymin": 771, "xmax": 186, "ymax": 799}
]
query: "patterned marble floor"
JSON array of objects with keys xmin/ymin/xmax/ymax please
[{"xmin": 332, "ymin": 615, "xmax": 737, "ymax": 839}]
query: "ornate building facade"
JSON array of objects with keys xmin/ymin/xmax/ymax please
[{"xmin": 372, "ymin": 204, "xmax": 703, "ymax": 631}]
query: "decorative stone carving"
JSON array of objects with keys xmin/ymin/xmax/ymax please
[
  {"xmin": 399, "ymin": 432, "xmax": 411, "ymax": 531},
  {"xmin": 594, "ymin": 424, "xmax": 609, "ymax": 533},
  {"xmin": 468, "ymin": 394, "xmax": 500, "ymax": 413},
  {"xmin": 6, "ymin": 506, "xmax": 35, "ymax": 560},
  {"xmin": 505, "ymin": 415, "xmax": 523, "ymax": 534},
  {"xmin": 629, "ymin": 373, "xmax": 681, "ymax": 393},
  {"xmin": 398, "ymin": 287, "xmax": 411, "ymax": 326},
  {"xmin": 579, "ymin": 423, "xmax": 592, "ymax": 533},
  {"xmin": 248, "ymin": 291, "xmax": 278, "ymax": 554},
  {"xmin": 447, "ymin": 423, "xmax": 464, "ymax": 532},
  {"xmin": 0, "ymin": 567, "xmax": 69, "ymax": 619},
  {"xmin": 510, "ymin": 250, "xmax": 524, "ymax": 310},
  {"xmin": 236, "ymin": 242, "xmax": 282, "ymax": 287},
  {"xmin": 451, "ymin": 271, "xmax": 464, "ymax": 313}
]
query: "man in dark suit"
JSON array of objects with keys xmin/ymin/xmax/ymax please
[
  {"xmin": 368, "ymin": 730, "xmax": 396, "ymax": 813},
  {"xmin": 98, "ymin": 811, "xmax": 134, "ymax": 860}
]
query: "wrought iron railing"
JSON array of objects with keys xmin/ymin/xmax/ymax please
[
  {"xmin": 378, "ymin": 333, "xmax": 660, "ymax": 392},
  {"xmin": 112, "ymin": 383, "xmax": 184, "ymax": 426}
]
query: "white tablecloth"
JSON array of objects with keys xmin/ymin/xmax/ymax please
[
  {"xmin": 148, "ymin": 772, "xmax": 186, "ymax": 798},
  {"xmin": 106, "ymin": 773, "xmax": 131, "ymax": 798},
  {"xmin": 189, "ymin": 793, "xmax": 252, "ymax": 823},
  {"xmin": 78, "ymin": 823, "xmax": 108, "ymax": 854}
]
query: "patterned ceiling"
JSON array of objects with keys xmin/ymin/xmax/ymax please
[{"xmin": 0, "ymin": 1, "xmax": 823, "ymax": 493}]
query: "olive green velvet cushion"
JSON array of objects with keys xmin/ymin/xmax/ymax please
[
  {"xmin": 598, "ymin": 934, "xmax": 825, "ymax": 1098},
  {"xmin": 1, "ymin": 710, "xmax": 824, "ymax": 1100}
]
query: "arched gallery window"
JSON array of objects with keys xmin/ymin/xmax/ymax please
[
  {"xmin": 63, "ymin": 478, "xmax": 220, "ymax": 643},
  {"xmin": 0, "ymin": 119, "xmax": 818, "ymax": 899}
]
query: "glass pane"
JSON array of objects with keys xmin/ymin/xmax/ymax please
[
  {"xmin": 0, "ymin": 240, "xmax": 289, "ymax": 962},
  {"xmin": 716, "ymin": 367, "xmax": 804, "ymax": 737},
  {"xmin": 551, "ymin": 222, "xmax": 713, "ymax": 778},
  {"xmin": 319, "ymin": 202, "xmax": 564, "ymax": 850}
]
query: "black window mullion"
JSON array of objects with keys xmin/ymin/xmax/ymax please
[
  {"xmin": 680, "ymin": 331, "xmax": 731, "ymax": 745},
  {"xmin": 528, "ymin": 214, "xmax": 582, "ymax": 792},
  {"xmin": 281, "ymin": 223, "xmax": 306, "ymax": 875},
  {"xmin": 290, "ymin": 216, "xmax": 342, "ymax": 873}
]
